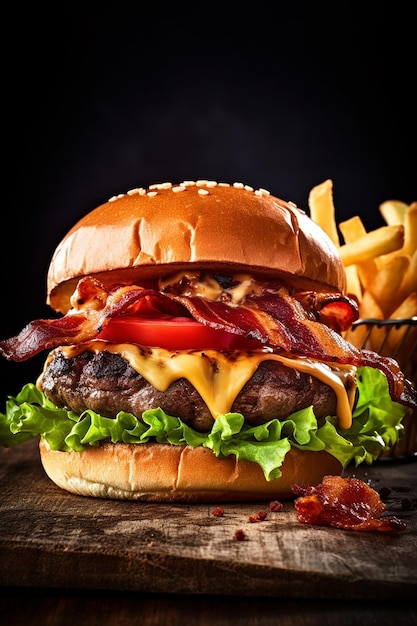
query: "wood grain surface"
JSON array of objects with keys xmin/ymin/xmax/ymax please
[{"xmin": 1, "ymin": 440, "xmax": 416, "ymax": 600}]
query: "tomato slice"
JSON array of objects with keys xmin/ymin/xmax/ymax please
[{"xmin": 97, "ymin": 316, "xmax": 262, "ymax": 351}]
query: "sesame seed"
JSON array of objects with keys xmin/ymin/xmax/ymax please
[
  {"xmin": 181, "ymin": 180, "xmax": 196, "ymax": 186},
  {"xmin": 172, "ymin": 185, "xmax": 186, "ymax": 193},
  {"xmin": 108, "ymin": 196, "xmax": 117, "ymax": 202},
  {"xmin": 198, "ymin": 188, "xmax": 209, "ymax": 195},
  {"xmin": 218, "ymin": 182, "xmax": 230, "ymax": 187},
  {"xmin": 138, "ymin": 188, "xmax": 146, "ymax": 195},
  {"xmin": 147, "ymin": 191, "xmax": 158, "ymax": 197},
  {"xmin": 255, "ymin": 188, "xmax": 270, "ymax": 197},
  {"xmin": 233, "ymin": 182, "xmax": 244, "ymax": 189},
  {"xmin": 244, "ymin": 185, "xmax": 254, "ymax": 191},
  {"xmin": 288, "ymin": 200, "xmax": 298, "ymax": 208},
  {"xmin": 117, "ymin": 193, "xmax": 124, "ymax": 199},
  {"xmin": 127, "ymin": 188, "xmax": 140, "ymax": 195},
  {"xmin": 149, "ymin": 183, "xmax": 172, "ymax": 190},
  {"xmin": 196, "ymin": 179, "xmax": 209, "ymax": 186}
]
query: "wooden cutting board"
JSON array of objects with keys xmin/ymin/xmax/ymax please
[{"xmin": 1, "ymin": 439, "xmax": 416, "ymax": 599}]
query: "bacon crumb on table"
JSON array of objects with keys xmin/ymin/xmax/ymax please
[
  {"xmin": 269, "ymin": 500, "xmax": 284, "ymax": 512},
  {"xmin": 233, "ymin": 529, "xmax": 246, "ymax": 541},
  {"xmin": 291, "ymin": 475, "xmax": 407, "ymax": 533},
  {"xmin": 212, "ymin": 506, "xmax": 225, "ymax": 517},
  {"xmin": 248, "ymin": 510, "xmax": 268, "ymax": 523}
]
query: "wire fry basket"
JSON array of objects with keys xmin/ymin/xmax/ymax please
[{"xmin": 348, "ymin": 316, "xmax": 417, "ymax": 460}]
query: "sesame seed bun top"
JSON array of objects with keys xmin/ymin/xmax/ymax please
[{"xmin": 47, "ymin": 180, "xmax": 346, "ymax": 313}]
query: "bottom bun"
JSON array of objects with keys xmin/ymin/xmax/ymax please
[{"xmin": 39, "ymin": 440, "xmax": 343, "ymax": 502}]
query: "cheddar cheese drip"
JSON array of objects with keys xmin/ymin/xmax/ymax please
[{"xmin": 59, "ymin": 342, "xmax": 356, "ymax": 429}]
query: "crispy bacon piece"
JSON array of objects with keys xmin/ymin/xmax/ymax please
[
  {"xmin": 0, "ymin": 279, "xmax": 185, "ymax": 362},
  {"xmin": 291, "ymin": 475, "xmax": 407, "ymax": 533},
  {"xmin": 294, "ymin": 291, "xmax": 359, "ymax": 332},
  {"xmin": 0, "ymin": 314, "xmax": 87, "ymax": 362}
]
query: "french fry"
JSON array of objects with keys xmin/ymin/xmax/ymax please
[
  {"xmin": 339, "ymin": 215, "xmax": 367, "ymax": 241},
  {"xmin": 343, "ymin": 290, "xmax": 385, "ymax": 351},
  {"xmin": 379, "ymin": 199, "xmax": 408, "ymax": 226},
  {"xmin": 339, "ymin": 216, "xmax": 379, "ymax": 292},
  {"xmin": 389, "ymin": 292, "xmax": 417, "ymax": 322},
  {"xmin": 358, "ymin": 289, "xmax": 384, "ymax": 320},
  {"xmin": 308, "ymin": 179, "xmax": 340, "ymax": 248},
  {"xmin": 338, "ymin": 225, "xmax": 404, "ymax": 266},
  {"xmin": 367, "ymin": 255, "xmax": 410, "ymax": 318},
  {"xmin": 361, "ymin": 291, "xmax": 389, "ymax": 352},
  {"xmin": 399, "ymin": 250, "xmax": 417, "ymax": 302},
  {"xmin": 344, "ymin": 264, "xmax": 362, "ymax": 302},
  {"xmin": 386, "ymin": 294, "xmax": 417, "ymax": 373},
  {"xmin": 403, "ymin": 202, "xmax": 417, "ymax": 257}
]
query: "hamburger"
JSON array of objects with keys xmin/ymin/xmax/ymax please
[{"xmin": 1, "ymin": 179, "xmax": 416, "ymax": 501}]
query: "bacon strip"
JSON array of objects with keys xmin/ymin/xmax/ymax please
[
  {"xmin": 1, "ymin": 277, "xmax": 416, "ymax": 409},
  {"xmin": 291, "ymin": 475, "xmax": 407, "ymax": 533},
  {"xmin": 173, "ymin": 296, "xmax": 272, "ymax": 344},
  {"xmin": 0, "ymin": 282, "xmax": 168, "ymax": 361},
  {"xmin": 177, "ymin": 292, "xmax": 416, "ymax": 408},
  {"xmin": 0, "ymin": 314, "xmax": 87, "ymax": 362},
  {"xmin": 0, "ymin": 279, "xmax": 189, "ymax": 362}
]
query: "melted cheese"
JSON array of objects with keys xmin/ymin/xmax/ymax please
[
  {"xmin": 59, "ymin": 342, "xmax": 356, "ymax": 429},
  {"xmin": 158, "ymin": 271, "xmax": 263, "ymax": 304}
]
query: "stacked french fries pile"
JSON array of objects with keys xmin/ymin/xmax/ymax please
[{"xmin": 308, "ymin": 179, "xmax": 417, "ymax": 456}]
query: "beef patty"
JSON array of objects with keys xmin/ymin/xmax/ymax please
[{"xmin": 40, "ymin": 349, "xmax": 338, "ymax": 432}]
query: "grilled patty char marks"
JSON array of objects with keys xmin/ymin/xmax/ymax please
[{"xmin": 40, "ymin": 350, "xmax": 338, "ymax": 432}]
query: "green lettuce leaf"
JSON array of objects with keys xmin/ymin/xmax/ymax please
[{"xmin": 0, "ymin": 366, "xmax": 408, "ymax": 480}]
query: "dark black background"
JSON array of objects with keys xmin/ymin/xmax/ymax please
[{"xmin": 2, "ymin": 2, "xmax": 416, "ymax": 399}]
